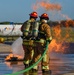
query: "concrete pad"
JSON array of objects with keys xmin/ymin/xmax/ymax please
[
  {"xmin": 62, "ymin": 73, "xmax": 74, "ymax": 75},
  {"xmin": 0, "ymin": 43, "xmax": 12, "ymax": 53}
]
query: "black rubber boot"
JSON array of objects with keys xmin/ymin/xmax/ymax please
[
  {"xmin": 42, "ymin": 69, "xmax": 52, "ymax": 75},
  {"xmin": 32, "ymin": 69, "xmax": 38, "ymax": 72},
  {"xmin": 23, "ymin": 71, "xmax": 29, "ymax": 75},
  {"xmin": 23, "ymin": 62, "xmax": 29, "ymax": 68},
  {"xmin": 29, "ymin": 61, "xmax": 32, "ymax": 66},
  {"xmin": 25, "ymin": 64, "xmax": 29, "ymax": 68}
]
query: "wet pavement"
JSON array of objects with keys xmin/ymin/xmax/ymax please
[
  {"xmin": 0, "ymin": 52, "xmax": 74, "ymax": 75},
  {"xmin": 50, "ymin": 52, "xmax": 74, "ymax": 75},
  {"xmin": 0, "ymin": 42, "xmax": 74, "ymax": 75}
]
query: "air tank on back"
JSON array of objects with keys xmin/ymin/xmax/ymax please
[
  {"xmin": 32, "ymin": 22, "xmax": 39, "ymax": 38},
  {"xmin": 23, "ymin": 21, "xmax": 30, "ymax": 37}
]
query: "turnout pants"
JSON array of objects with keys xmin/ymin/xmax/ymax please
[
  {"xmin": 22, "ymin": 39, "xmax": 50, "ymax": 71},
  {"xmin": 32, "ymin": 39, "xmax": 50, "ymax": 70},
  {"xmin": 22, "ymin": 40, "xmax": 34, "ymax": 65}
]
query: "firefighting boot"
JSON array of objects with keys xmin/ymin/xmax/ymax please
[
  {"xmin": 42, "ymin": 69, "xmax": 51, "ymax": 74},
  {"xmin": 32, "ymin": 69, "xmax": 38, "ymax": 72},
  {"xmin": 32, "ymin": 65, "xmax": 38, "ymax": 72},
  {"xmin": 23, "ymin": 71, "xmax": 29, "ymax": 75},
  {"xmin": 25, "ymin": 64, "xmax": 29, "ymax": 68},
  {"xmin": 29, "ymin": 63, "xmax": 38, "ymax": 73},
  {"xmin": 42, "ymin": 66, "xmax": 51, "ymax": 74},
  {"xmin": 23, "ymin": 62, "xmax": 29, "ymax": 68},
  {"xmin": 29, "ymin": 61, "xmax": 37, "ymax": 73},
  {"xmin": 23, "ymin": 60, "xmax": 29, "ymax": 68}
]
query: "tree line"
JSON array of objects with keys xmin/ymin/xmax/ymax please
[{"xmin": 0, "ymin": 21, "xmax": 22, "ymax": 25}]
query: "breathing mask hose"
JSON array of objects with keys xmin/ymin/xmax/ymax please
[{"xmin": 5, "ymin": 41, "xmax": 49, "ymax": 75}]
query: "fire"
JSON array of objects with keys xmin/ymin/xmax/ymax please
[
  {"xmin": 65, "ymin": 20, "xmax": 74, "ymax": 27},
  {"xmin": 49, "ymin": 39, "xmax": 69, "ymax": 53},
  {"xmin": 52, "ymin": 24, "xmax": 62, "ymax": 40},
  {"xmin": 31, "ymin": 0, "xmax": 74, "ymax": 53},
  {"xmin": 48, "ymin": 22, "xmax": 71, "ymax": 53},
  {"xmin": 32, "ymin": 0, "xmax": 61, "ymax": 11},
  {"xmin": 5, "ymin": 54, "xmax": 23, "ymax": 61}
]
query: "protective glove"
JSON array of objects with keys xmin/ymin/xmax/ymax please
[
  {"xmin": 46, "ymin": 37, "xmax": 52, "ymax": 43},
  {"xmin": 30, "ymin": 37, "xmax": 36, "ymax": 40},
  {"xmin": 21, "ymin": 35, "xmax": 26, "ymax": 39},
  {"xmin": 21, "ymin": 35, "xmax": 23, "ymax": 39}
]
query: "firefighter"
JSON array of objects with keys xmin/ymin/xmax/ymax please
[
  {"xmin": 21, "ymin": 11, "xmax": 38, "ymax": 68},
  {"xmin": 31, "ymin": 13, "xmax": 52, "ymax": 73}
]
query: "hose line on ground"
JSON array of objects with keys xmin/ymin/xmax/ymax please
[{"xmin": 5, "ymin": 41, "xmax": 49, "ymax": 75}]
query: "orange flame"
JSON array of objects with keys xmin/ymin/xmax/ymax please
[
  {"xmin": 48, "ymin": 22, "xmax": 72, "ymax": 53},
  {"xmin": 5, "ymin": 54, "xmax": 23, "ymax": 61},
  {"xmin": 49, "ymin": 39, "xmax": 69, "ymax": 53},
  {"xmin": 52, "ymin": 25, "xmax": 62, "ymax": 40}
]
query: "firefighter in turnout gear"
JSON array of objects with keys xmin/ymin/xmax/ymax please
[
  {"xmin": 31, "ymin": 13, "xmax": 52, "ymax": 73},
  {"xmin": 21, "ymin": 11, "xmax": 38, "ymax": 68}
]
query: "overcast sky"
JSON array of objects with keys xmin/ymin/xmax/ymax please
[{"xmin": 0, "ymin": 0, "xmax": 74, "ymax": 22}]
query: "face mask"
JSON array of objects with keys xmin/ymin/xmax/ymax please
[{"xmin": 41, "ymin": 19, "xmax": 47, "ymax": 23}]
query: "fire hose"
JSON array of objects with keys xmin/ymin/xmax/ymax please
[{"xmin": 5, "ymin": 41, "xmax": 49, "ymax": 75}]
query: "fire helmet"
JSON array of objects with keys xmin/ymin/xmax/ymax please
[
  {"xmin": 29, "ymin": 12, "xmax": 38, "ymax": 18},
  {"xmin": 40, "ymin": 13, "xmax": 49, "ymax": 20}
]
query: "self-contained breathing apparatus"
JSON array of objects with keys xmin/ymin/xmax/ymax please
[{"xmin": 22, "ymin": 21, "xmax": 39, "ymax": 40}]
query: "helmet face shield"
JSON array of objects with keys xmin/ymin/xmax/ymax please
[{"xmin": 40, "ymin": 17, "xmax": 49, "ymax": 20}]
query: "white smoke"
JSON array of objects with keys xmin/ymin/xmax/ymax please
[{"xmin": 11, "ymin": 37, "xmax": 24, "ymax": 58}]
